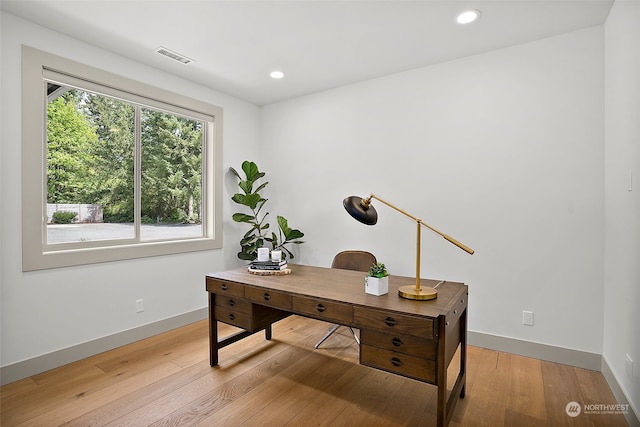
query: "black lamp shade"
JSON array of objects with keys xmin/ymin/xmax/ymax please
[{"xmin": 343, "ymin": 196, "xmax": 378, "ymax": 225}]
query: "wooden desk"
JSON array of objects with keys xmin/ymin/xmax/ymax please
[{"xmin": 206, "ymin": 264, "xmax": 468, "ymax": 427}]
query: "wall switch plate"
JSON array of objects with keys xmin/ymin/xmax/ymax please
[
  {"xmin": 625, "ymin": 354, "xmax": 633, "ymax": 380},
  {"xmin": 523, "ymin": 311, "xmax": 534, "ymax": 326},
  {"xmin": 136, "ymin": 299, "xmax": 144, "ymax": 313}
]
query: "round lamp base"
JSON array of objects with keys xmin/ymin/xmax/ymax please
[{"xmin": 398, "ymin": 285, "xmax": 438, "ymax": 301}]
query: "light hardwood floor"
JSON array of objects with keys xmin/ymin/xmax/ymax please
[{"xmin": 1, "ymin": 316, "xmax": 629, "ymax": 426}]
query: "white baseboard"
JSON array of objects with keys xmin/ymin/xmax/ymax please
[
  {"xmin": 602, "ymin": 356, "xmax": 640, "ymax": 427},
  {"xmin": 468, "ymin": 330, "xmax": 601, "ymax": 370},
  {"xmin": 0, "ymin": 308, "xmax": 208, "ymax": 386}
]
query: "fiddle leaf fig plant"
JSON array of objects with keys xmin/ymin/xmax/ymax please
[{"xmin": 230, "ymin": 161, "xmax": 304, "ymax": 261}]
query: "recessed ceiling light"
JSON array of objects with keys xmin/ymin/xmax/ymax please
[
  {"xmin": 270, "ymin": 70, "xmax": 285, "ymax": 79},
  {"xmin": 456, "ymin": 10, "xmax": 481, "ymax": 25}
]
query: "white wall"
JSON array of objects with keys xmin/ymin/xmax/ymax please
[
  {"xmin": 0, "ymin": 12, "xmax": 257, "ymax": 369},
  {"xmin": 604, "ymin": 0, "xmax": 640, "ymax": 416},
  {"xmin": 261, "ymin": 27, "xmax": 605, "ymax": 354}
]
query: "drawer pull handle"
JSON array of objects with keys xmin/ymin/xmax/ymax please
[
  {"xmin": 391, "ymin": 337, "xmax": 403, "ymax": 347},
  {"xmin": 316, "ymin": 304, "xmax": 326, "ymax": 312},
  {"xmin": 263, "ymin": 293, "xmax": 271, "ymax": 301},
  {"xmin": 229, "ymin": 300, "xmax": 235, "ymax": 307},
  {"xmin": 384, "ymin": 317, "xmax": 397, "ymax": 327},
  {"xmin": 221, "ymin": 284, "xmax": 228, "ymax": 291},
  {"xmin": 391, "ymin": 357, "xmax": 403, "ymax": 367},
  {"xmin": 228, "ymin": 313, "xmax": 235, "ymax": 321}
]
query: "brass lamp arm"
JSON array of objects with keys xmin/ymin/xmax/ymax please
[
  {"xmin": 344, "ymin": 192, "xmax": 473, "ymax": 300},
  {"xmin": 365, "ymin": 194, "xmax": 474, "ymax": 255}
]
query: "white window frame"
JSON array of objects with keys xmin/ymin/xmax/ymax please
[{"xmin": 21, "ymin": 46, "xmax": 223, "ymax": 271}]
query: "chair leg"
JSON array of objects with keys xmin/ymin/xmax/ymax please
[
  {"xmin": 315, "ymin": 324, "xmax": 360, "ymax": 348},
  {"xmin": 348, "ymin": 327, "xmax": 360, "ymax": 345},
  {"xmin": 314, "ymin": 324, "xmax": 340, "ymax": 349}
]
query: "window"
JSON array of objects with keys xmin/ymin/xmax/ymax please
[{"xmin": 22, "ymin": 46, "xmax": 223, "ymax": 271}]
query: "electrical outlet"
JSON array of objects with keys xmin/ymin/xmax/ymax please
[
  {"xmin": 522, "ymin": 311, "xmax": 534, "ymax": 326},
  {"xmin": 136, "ymin": 299, "xmax": 144, "ymax": 313},
  {"xmin": 626, "ymin": 354, "xmax": 634, "ymax": 380}
]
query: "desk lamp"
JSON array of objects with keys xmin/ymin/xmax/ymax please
[{"xmin": 343, "ymin": 194, "xmax": 474, "ymax": 300}]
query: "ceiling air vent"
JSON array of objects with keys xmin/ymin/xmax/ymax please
[{"xmin": 155, "ymin": 47, "xmax": 194, "ymax": 65}]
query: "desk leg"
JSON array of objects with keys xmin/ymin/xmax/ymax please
[
  {"xmin": 436, "ymin": 306, "xmax": 468, "ymax": 427},
  {"xmin": 265, "ymin": 324, "xmax": 272, "ymax": 340},
  {"xmin": 208, "ymin": 292, "xmax": 218, "ymax": 366},
  {"xmin": 460, "ymin": 308, "xmax": 467, "ymax": 399},
  {"xmin": 436, "ymin": 316, "xmax": 447, "ymax": 427}
]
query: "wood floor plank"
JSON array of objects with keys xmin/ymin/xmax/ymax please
[
  {"xmin": 1, "ymin": 364, "xmax": 109, "ymax": 425},
  {"xmin": 541, "ymin": 361, "xmax": 591, "ymax": 426},
  {"xmin": 339, "ymin": 369, "xmax": 436, "ymax": 427},
  {"xmin": 507, "ymin": 354, "xmax": 546, "ymax": 422},
  {"xmin": 574, "ymin": 367, "xmax": 629, "ymax": 427},
  {"xmin": 94, "ymin": 321, "xmax": 209, "ymax": 374},
  {"xmin": 273, "ymin": 351, "xmax": 435, "ymax": 427},
  {"xmin": 66, "ymin": 361, "xmax": 215, "ymax": 426},
  {"xmin": 281, "ymin": 362, "xmax": 370, "ymax": 426},
  {"xmin": 1, "ymin": 316, "xmax": 631, "ymax": 427},
  {"xmin": 203, "ymin": 349, "xmax": 346, "ymax": 425},
  {"xmin": 104, "ymin": 320, "xmax": 322, "ymax": 426},
  {"xmin": 503, "ymin": 408, "xmax": 549, "ymax": 427},
  {"xmin": 2, "ymin": 321, "xmax": 212, "ymax": 426},
  {"xmin": 147, "ymin": 344, "xmax": 316, "ymax": 426},
  {"xmin": 0, "ymin": 376, "xmax": 37, "ymax": 399},
  {"xmin": 1, "ymin": 364, "xmax": 105, "ymax": 414},
  {"xmin": 367, "ymin": 367, "xmax": 434, "ymax": 425},
  {"xmin": 127, "ymin": 317, "xmax": 328, "ymax": 426},
  {"xmin": 17, "ymin": 362, "xmax": 182, "ymax": 427},
  {"xmin": 460, "ymin": 349, "xmax": 512, "ymax": 426},
  {"xmin": 447, "ymin": 345, "xmax": 482, "ymax": 424}
]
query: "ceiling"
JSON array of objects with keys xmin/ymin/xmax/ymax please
[{"xmin": 2, "ymin": 0, "xmax": 614, "ymax": 106}]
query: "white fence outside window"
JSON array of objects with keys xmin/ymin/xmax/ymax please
[{"xmin": 47, "ymin": 203, "xmax": 103, "ymax": 223}]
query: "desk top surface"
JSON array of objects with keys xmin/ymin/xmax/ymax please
[{"xmin": 207, "ymin": 264, "xmax": 467, "ymax": 319}]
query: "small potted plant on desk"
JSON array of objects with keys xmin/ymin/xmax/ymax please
[{"xmin": 365, "ymin": 262, "xmax": 389, "ymax": 296}]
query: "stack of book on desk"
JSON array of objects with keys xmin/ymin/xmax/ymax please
[{"xmin": 248, "ymin": 259, "xmax": 288, "ymax": 273}]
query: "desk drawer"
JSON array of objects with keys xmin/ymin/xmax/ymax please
[
  {"xmin": 354, "ymin": 307, "xmax": 433, "ymax": 339},
  {"xmin": 215, "ymin": 294, "xmax": 252, "ymax": 314},
  {"xmin": 215, "ymin": 306, "xmax": 252, "ymax": 329},
  {"xmin": 361, "ymin": 344, "xmax": 436, "ymax": 384},
  {"xmin": 293, "ymin": 297, "xmax": 352, "ymax": 323},
  {"xmin": 245, "ymin": 287, "xmax": 292, "ymax": 310},
  {"xmin": 360, "ymin": 329, "xmax": 435, "ymax": 360},
  {"xmin": 207, "ymin": 279, "xmax": 244, "ymax": 298},
  {"xmin": 215, "ymin": 304, "xmax": 290, "ymax": 332}
]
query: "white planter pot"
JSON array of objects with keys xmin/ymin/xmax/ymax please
[{"xmin": 365, "ymin": 276, "xmax": 389, "ymax": 296}]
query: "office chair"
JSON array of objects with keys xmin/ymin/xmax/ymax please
[{"xmin": 314, "ymin": 250, "xmax": 377, "ymax": 349}]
